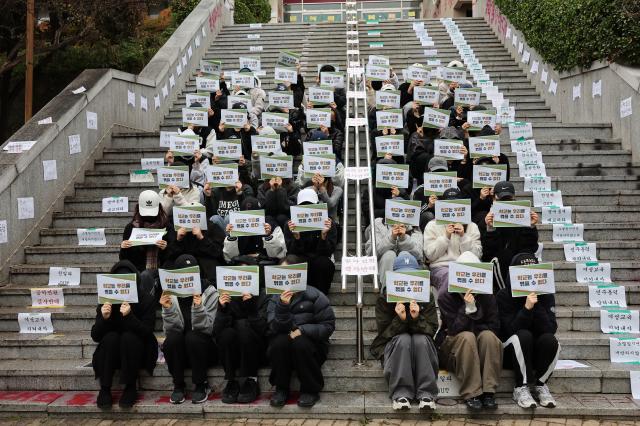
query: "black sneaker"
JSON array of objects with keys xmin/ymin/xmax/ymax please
[
  {"xmin": 237, "ymin": 378, "xmax": 260, "ymax": 404},
  {"xmin": 297, "ymin": 392, "xmax": 320, "ymax": 408},
  {"xmin": 191, "ymin": 382, "xmax": 211, "ymax": 404},
  {"xmin": 270, "ymin": 388, "xmax": 289, "ymax": 407},
  {"xmin": 465, "ymin": 396, "xmax": 483, "ymax": 410},
  {"xmin": 118, "ymin": 385, "xmax": 137, "ymax": 408},
  {"xmin": 96, "ymin": 388, "xmax": 112, "ymax": 409},
  {"xmin": 170, "ymin": 387, "xmax": 185, "ymax": 404},
  {"xmin": 221, "ymin": 380, "xmax": 240, "ymax": 404},
  {"xmin": 481, "ymin": 393, "xmax": 498, "ymax": 410}
]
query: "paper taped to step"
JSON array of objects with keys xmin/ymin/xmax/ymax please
[
  {"xmin": 552, "ymin": 223, "xmax": 584, "ymax": 242},
  {"xmin": 77, "ymin": 228, "xmax": 107, "ymax": 246},
  {"xmin": 31, "ymin": 287, "xmax": 65, "ymax": 308},
  {"xmin": 576, "ymin": 262, "xmax": 611, "ymax": 283},
  {"xmin": 564, "ymin": 242, "xmax": 597, "ymax": 262},
  {"xmin": 341, "ymin": 256, "xmax": 378, "ymax": 276},
  {"xmin": 19, "ymin": 313, "xmax": 53, "ymax": 334},
  {"xmin": 102, "ymin": 196, "xmax": 128, "ymax": 213},
  {"xmin": 589, "ymin": 285, "xmax": 626, "ymax": 308},
  {"xmin": 554, "ymin": 360, "xmax": 588, "ymax": 370},
  {"xmin": 345, "ymin": 167, "xmax": 370, "ymax": 181},
  {"xmin": 610, "ymin": 337, "xmax": 640, "ymax": 363},
  {"xmin": 48, "ymin": 267, "xmax": 81, "ymax": 286},
  {"xmin": 600, "ymin": 309, "xmax": 639, "ymax": 334},
  {"xmin": 437, "ymin": 370, "xmax": 461, "ymax": 398}
]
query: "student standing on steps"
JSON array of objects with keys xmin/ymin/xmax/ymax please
[
  {"xmin": 437, "ymin": 252, "xmax": 503, "ymax": 411},
  {"xmin": 266, "ymin": 285, "xmax": 336, "ymax": 408},
  {"xmin": 160, "ymin": 255, "xmax": 219, "ymax": 405},
  {"xmin": 370, "ymin": 252, "xmax": 440, "ymax": 411},
  {"xmin": 497, "ymin": 253, "xmax": 559, "ymax": 409},
  {"xmin": 91, "ymin": 260, "xmax": 158, "ymax": 409}
]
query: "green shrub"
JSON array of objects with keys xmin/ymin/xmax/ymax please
[
  {"xmin": 169, "ymin": 0, "xmax": 201, "ymax": 24},
  {"xmin": 495, "ymin": 0, "xmax": 640, "ymax": 71},
  {"xmin": 234, "ymin": 0, "xmax": 271, "ymax": 24}
]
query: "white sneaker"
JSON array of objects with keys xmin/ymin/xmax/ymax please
[
  {"xmin": 532, "ymin": 384, "xmax": 556, "ymax": 408},
  {"xmin": 513, "ymin": 385, "xmax": 537, "ymax": 409},
  {"xmin": 418, "ymin": 397, "xmax": 436, "ymax": 410},
  {"xmin": 392, "ymin": 397, "xmax": 411, "ymax": 410}
]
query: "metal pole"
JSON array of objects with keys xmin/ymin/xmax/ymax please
[
  {"xmin": 24, "ymin": 0, "xmax": 35, "ymax": 122},
  {"xmin": 354, "ymin": 92, "xmax": 364, "ymax": 365}
]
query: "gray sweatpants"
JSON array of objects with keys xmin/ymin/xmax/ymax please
[
  {"xmin": 383, "ymin": 333, "xmax": 439, "ymax": 400},
  {"xmin": 378, "ymin": 251, "xmax": 398, "ymax": 290}
]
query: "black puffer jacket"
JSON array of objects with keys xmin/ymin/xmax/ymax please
[
  {"xmin": 496, "ymin": 288, "xmax": 557, "ymax": 341},
  {"xmin": 267, "ymin": 286, "xmax": 336, "ymax": 348},
  {"xmin": 482, "ymin": 227, "xmax": 539, "ymax": 280},
  {"xmin": 213, "ymin": 290, "xmax": 270, "ymax": 339}
]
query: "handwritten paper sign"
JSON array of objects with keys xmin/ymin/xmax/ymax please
[
  {"xmin": 307, "ymin": 108, "xmax": 332, "ymax": 129},
  {"xmin": 129, "ymin": 228, "xmax": 167, "ymax": 246},
  {"xmin": 375, "ymin": 164, "xmax": 409, "ymax": 189},
  {"xmin": 48, "ymin": 267, "xmax": 81, "ymax": 286},
  {"xmin": 435, "ymin": 199, "xmax": 471, "ymax": 225},
  {"xmin": 386, "ymin": 270, "xmax": 431, "ymax": 303},
  {"xmin": 375, "ymin": 135, "xmax": 404, "ymax": 157},
  {"xmin": 492, "ymin": 200, "xmax": 531, "ymax": 227},
  {"xmin": 609, "ymin": 337, "xmax": 640, "ymax": 363},
  {"xmin": 102, "ymin": 197, "xmax": 128, "ymax": 213},
  {"xmin": 260, "ymin": 155, "xmax": 293, "ymax": 179},
  {"xmin": 414, "ymin": 86, "xmax": 440, "ymax": 105},
  {"xmin": 376, "ymin": 109, "xmax": 403, "ymax": 129},
  {"xmin": 141, "ymin": 158, "xmax": 164, "ymax": 170},
  {"xmin": 159, "ymin": 266, "xmax": 202, "ymax": 297},
  {"xmin": 517, "ymin": 150, "xmax": 543, "ymax": 165},
  {"xmin": 541, "ymin": 206, "xmax": 572, "ymax": 225},
  {"xmin": 589, "ymin": 285, "xmax": 627, "ymax": 308},
  {"xmin": 564, "ymin": 242, "xmax": 597, "ymax": 262},
  {"xmin": 423, "ymin": 172, "xmax": 457, "ymax": 196},
  {"xmin": 216, "ymin": 265, "xmax": 260, "ymax": 296},
  {"xmin": 252, "ymin": 135, "xmax": 281, "ymax": 154},
  {"xmin": 469, "ymin": 135, "xmax": 500, "ymax": 158},
  {"xmin": 18, "ymin": 313, "xmax": 53, "ymax": 334},
  {"xmin": 511, "ymin": 138, "xmax": 537, "ymax": 153},
  {"xmin": 290, "ymin": 203, "xmax": 328, "ymax": 232},
  {"xmin": 600, "ymin": 310, "xmax": 639, "ymax": 334},
  {"xmin": 576, "ymin": 262, "xmax": 611, "ymax": 283},
  {"xmin": 385, "ymin": 199, "xmax": 421, "ymax": 227},
  {"xmin": 519, "ymin": 162, "xmax": 547, "ymax": 178},
  {"xmin": 229, "ymin": 210, "xmax": 265, "ymax": 237},
  {"xmin": 17, "ymin": 197, "xmax": 34, "ymax": 220},
  {"xmin": 77, "ymin": 228, "xmax": 106, "ymax": 246},
  {"xmin": 206, "ymin": 163, "xmax": 239, "ymax": 188},
  {"xmin": 220, "ymin": 109, "xmax": 247, "ymax": 128},
  {"xmin": 265, "ymin": 263, "xmax": 308, "ymax": 294},
  {"xmin": 524, "ymin": 176, "xmax": 551, "ymax": 192},
  {"xmin": 303, "ymin": 140, "xmax": 333, "ymax": 156},
  {"xmin": 422, "ymin": 107, "xmax": 450, "ymax": 129},
  {"xmin": 509, "ymin": 122, "xmax": 533, "ymax": 140},
  {"xmin": 448, "ymin": 262, "xmax": 493, "ymax": 294},
  {"xmin": 434, "ymin": 139, "xmax": 465, "ymax": 160},
  {"xmin": 31, "ymin": 287, "xmax": 64, "ymax": 308},
  {"xmin": 341, "ymin": 256, "xmax": 378, "ymax": 276},
  {"xmin": 303, "ymin": 154, "xmax": 336, "ymax": 178},
  {"xmin": 472, "ymin": 164, "xmax": 507, "ymax": 189},
  {"xmin": 97, "ymin": 273, "xmax": 138, "ymax": 304},
  {"xmin": 533, "ymin": 190, "xmax": 563, "ymax": 208},
  {"xmin": 158, "ymin": 166, "xmax": 190, "ymax": 189},
  {"xmin": 173, "ymin": 205, "xmax": 208, "ymax": 230},
  {"xmin": 509, "ymin": 263, "xmax": 555, "ymax": 296},
  {"xmin": 437, "ymin": 370, "xmax": 461, "ymax": 397},
  {"xmin": 552, "ymin": 224, "xmax": 584, "ymax": 242}
]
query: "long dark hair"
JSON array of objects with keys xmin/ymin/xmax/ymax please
[{"xmin": 132, "ymin": 204, "xmax": 169, "ymax": 229}]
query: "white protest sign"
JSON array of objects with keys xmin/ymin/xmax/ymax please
[
  {"xmin": 519, "ymin": 162, "xmax": 547, "ymax": 178},
  {"xmin": 576, "ymin": 262, "xmax": 612, "ymax": 283},
  {"xmin": 609, "ymin": 337, "xmax": 640, "ymax": 363},
  {"xmin": 220, "ymin": 109, "xmax": 248, "ymax": 128},
  {"xmin": 511, "ymin": 138, "xmax": 537, "ymax": 153},
  {"xmin": 196, "ymin": 75, "xmax": 220, "ymax": 92},
  {"xmin": 229, "ymin": 210, "xmax": 265, "ymax": 237},
  {"xmin": 437, "ymin": 370, "xmax": 461, "ymax": 397},
  {"xmin": 435, "ymin": 199, "xmax": 471, "ymax": 225},
  {"xmin": 341, "ymin": 256, "xmax": 378, "ymax": 276},
  {"xmin": 31, "ymin": 287, "xmax": 65, "ymax": 308},
  {"xmin": 182, "ymin": 107, "xmax": 208, "ymax": 126},
  {"xmin": 553, "ymin": 224, "xmax": 584, "ymax": 242},
  {"xmin": 303, "ymin": 140, "xmax": 333, "ymax": 156},
  {"xmin": 438, "ymin": 66, "xmax": 467, "ymax": 83},
  {"xmin": 467, "ymin": 110, "xmax": 496, "ymax": 131},
  {"xmin": 509, "ymin": 122, "xmax": 533, "ymax": 140},
  {"xmin": 290, "ymin": 203, "xmax": 328, "ymax": 232},
  {"xmin": 308, "ymin": 86, "xmax": 334, "ymax": 106},
  {"xmin": 386, "ymin": 270, "xmax": 431, "ymax": 303},
  {"xmin": 600, "ymin": 310, "xmax": 639, "ymax": 334},
  {"xmin": 589, "ymin": 285, "xmax": 627, "ymax": 308},
  {"xmin": 524, "ymin": 176, "xmax": 551, "ymax": 192},
  {"xmin": 368, "ymin": 55, "xmax": 389, "ymax": 66},
  {"xmin": 239, "ymin": 56, "xmax": 261, "ymax": 71},
  {"xmin": 375, "ymin": 135, "xmax": 404, "ymax": 156},
  {"xmin": 434, "ymin": 139, "xmax": 465, "ymax": 160},
  {"xmin": 516, "ymin": 150, "xmax": 543, "ymax": 165},
  {"xmin": 173, "ymin": 205, "xmax": 208, "ymax": 230},
  {"xmin": 307, "ymin": 108, "xmax": 331, "ymax": 129},
  {"xmin": 620, "ymin": 97, "xmax": 632, "ymax": 118},
  {"xmin": 141, "ymin": 158, "xmax": 164, "ymax": 171},
  {"xmin": 472, "ymin": 164, "xmax": 507, "ymax": 189},
  {"xmin": 365, "ymin": 64, "xmax": 390, "ymax": 81},
  {"xmin": 454, "ymin": 88, "xmax": 481, "ymax": 107},
  {"xmin": 533, "ymin": 190, "xmax": 563, "ymax": 208},
  {"xmin": 250, "ymin": 45, "xmax": 263, "ymax": 52},
  {"xmin": 251, "ymin": 135, "xmax": 281, "ymax": 154},
  {"xmin": 3, "ymin": 140, "xmax": 36, "ymax": 153},
  {"xmin": 77, "ymin": 228, "xmax": 106, "ymax": 246},
  {"xmin": 48, "ymin": 267, "xmax": 81, "ymax": 286},
  {"xmin": 265, "ymin": 263, "xmax": 308, "ymax": 294},
  {"xmin": 216, "ymin": 265, "xmax": 260, "ymax": 296},
  {"xmin": 422, "ymin": 107, "xmax": 450, "ymax": 129},
  {"xmin": 375, "ymin": 90, "xmax": 401, "ymax": 109},
  {"xmin": 448, "ymin": 262, "xmax": 493, "ymax": 294},
  {"xmin": 42, "ymin": 160, "xmax": 57, "ymax": 181},
  {"xmin": 384, "ymin": 199, "xmax": 421, "ymax": 227},
  {"xmin": 18, "ymin": 313, "xmax": 53, "ymax": 334},
  {"xmin": 320, "ymin": 72, "xmax": 344, "ymax": 89},
  {"xmin": 86, "ymin": 111, "xmax": 98, "ymax": 130},
  {"xmin": 210, "ymin": 139, "xmax": 242, "ymax": 161},
  {"xmin": 530, "ymin": 60, "xmax": 539, "ymax": 74},
  {"xmin": 564, "ymin": 242, "xmax": 597, "ymax": 262},
  {"xmin": 206, "ymin": 163, "xmax": 238, "ymax": 188},
  {"xmin": 572, "ymin": 83, "xmax": 581, "ymax": 100},
  {"xmin": 200, "ymin": 59, "xmax": 221, "ymax": 75},
  {"xmin": 413, "ymin": 86, "xmax": 440, "ymax": 105},
  {"xmin": 17, "ymin": 197, "xmax": 34, "ymax": 220},
  {"xmin": 423, "ymin": 172, "xmax": 457, "ymax": 196},
  {"xmin": 159, "ymin": 267, "xmax": 202, "ymax": 297},
  {"xmin": 260, "ymin": 155, "xmax": 293, "ymax": 179},
  {"xmin": 274, "ymin": 67, "xmax": 298, "ymax": 85},
  {"xmin": 277, "ymin": 50, "xmax": 300, "ymax": 67},
  {"xmin": 375, "ymin": 164, "xmax": 409, "ymax": 189},
  {"xmin": 592, "ymin": 80, "xmax": 602, "ymax": 98},
  {"xmin": 157, "ymin": 166, "xmax": 190, "ymax": 189},
  {"xmin": 303, "ymin": 154, "xmax": 336, "ymax": 178},
  {"xmin": 268, "ymin": 91, "xmax": 294, "ymax": 109},
  {"xmin": 160, "ymin": 131, "xmax": 177, "ymax": 148},
  {"xmin": 376, "ymin": 109, "xmax": 403, "ymax": 129},
  {"xmin": 130, "ymin": 170, "xmax": 155, "ymax": 183},
  {"xmin": 509, "ymin": 263, "xmax": 555, "ymax": 296},
  {"xmin": 492, "ymin": 200, "xmax": 531, "ymax": 228},
  {"xmin": 97, "ymin": 273, "xmax": 138, "ymax": 304},
  {"xmin": 549, "ymin": 79, "xmax": 558, "ymax": 95},
  {"xmin": 140, "ymin": 96, "xmax": 148, "ymax": 111},
  {"xmin": 345, "ymin": 167, "xmax": 371, "ymax": 181},
  {"xmin": 405, "ymin": 65, "xmax": 430, "ymax": 83},
  {"xmin": 0, "ymin": 220, "xmax": 6, "ymax": 244},
  {"xmin": 469, "ymin": 136, "xmax": 500, "ymax": 158},
  {"xmin": 129, "ymin": 228, "xmax": 167, "ymax": 246},
  {"xmin": 261, "ymin": 111, "xmax": 290, "ymax": 131},
  {"xmin": 127, "ymin": 90, "xmax": 135, "ymax": 107},
  {"xmin": 170, "ymin": 133, "xmax": 200, "ymax": 156},
  {"xmin": 185, "ymin": 93, "xmax": 211, "ymax": 109},
  {"xmin": 102, "ymin": 197, "xmax": 128, "ymax": 213},
  {"xmin": 542, "ymin": 206, "xmax": 572, "ymax": 224}
]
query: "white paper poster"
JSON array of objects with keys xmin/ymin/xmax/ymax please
[
  {"xmin": 524, "ymin": 176, "xmax": 551, "ymax": 192},
  {"xmin": 260, "ymin": 155, "xmax": 293, "ymax": 179},
  {"xmin": 434, "ymin": 139, "xmax": 465, "ymax": 160},
  {"xmin": 0, "ymin": 220, "xmax": 6, "ymax": 244},
  {"xmin": 472, "ymin": 165, "xmax": 507, "ymax": 189},
  {"xmin": 157, "ymin": 166, "xmax": 190, "ymax": 189},
  {"xmin": 68, "ymin": 134, "xmax": 81, "ymax": 155},
  {"xmin": 31, "ymin": 287, "xmax": 65, "ymax": 308},
  {"xmin": 375, "ymin": 164, "xmax": 409, "ymax": 189},
  {"xmin": 384, "ymin": 199, "xmax": 421, "ymax": 227},
  {"xmin": 265, "ymin": 263, "xmax": 308, "ymax": 294},
  {"xmin": 564, "ymin": 242, "xmax": 597, "ymax": 262},
  {"xmin": 341, "ymin": 256, "xmax": 378, "ymax": 276},
  {"xmin": 159, "ymin": 266, "xmax": 202, "ymax": 297},
  {"xmin": 77, "ymin": 228, "xmax": 106, "ymax": 246},
  {"xmin": 576, "ymin": 262, "xmax": 612, "ymax": 283},
  {"xmin": 86, "ymin": 111, "xmax": 97, "ymax": 130},
  {"xmin": 229, "ymin": 210, "xmax": 266, "ymax": 237},
  {"xmin": 609, "ymin": 337, "xmax": 640, "ymax": 363},
  {"xmin": 448, "ymin": 262, "xmax": 493, "ymax": 294},
  {"xmin": 492, "ymin": 201, "xmax": 531, "ymax": 228},
  {"xmin": 102, "ymin": 197, "xmax": 128, "ymax": 213},
  {"xmin": 542, "ymin": 206, "xmax": 572, "ymax": 224},
  {"xmin": 48, "ymin": 267, "xmax": 81, "ymax": 286},
  {"xmin": 589, "ymin": 285, "xmax": 626, "ymax": 308},
  {"xmin": 509, "ymin": 263, "xmax": 555, "ymax": 296},
  {"xmin": 17, "ymin": 197, "xmax": 34, "ymax": 220},
  {"xmin": 141, "ymin": 158, "xmax": 164, "ymax": 170},
  {"xmin": 592, "ymin": 80, "xmax": 602, "ymax": 98},
  {"xmin": 129, "ymin": 228, "xmax": 167, "ymax": 246},
  {"xmin": 173, "ymin": 205, "xmax": 208, "ymax": 230},
  {"xmin": 435, "ymin": 199, "xmax": 471, "ymax": 225},
  {"xmin": 533, "ymin": 190, "xmax": 563, "ymax": 208},
  {"xmin": 386, "ymin": 270, "xmax": 431, "ymax": 303},
  {"xmin": 97, "ymin": 273, "xmax": 138, "ymax": 304},
  {"xmin": 42, "ymin": 160, "xmax": 57, "ymax": 181},
  {"xmin": 18, "ymin": 313, "xmax": 53, "ymax": 334},
  {"xmin": 216, "ymin": 265, "xmax": 260, "ymax": 296},
  {"xmin": 552, "ymin": 224, "xmax": 584, "ymax": 242},
  {"xmin": 303, "ymin": 154, "xmax": 336, "ymax": 178},
  {"xmin": 620, "ymin": 97, "xmax": 633, "ymax": 118},
  {"xmin": 290, "ymin": 203, "xmax": 329, "ymax": 232},
  {"xmin": 600, "ymin": 309, "xmax": 639, "ymax": 334}
]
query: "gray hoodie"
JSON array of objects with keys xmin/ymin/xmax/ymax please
[{"xmin": 161, "ymin": 285, "xmax": 219, "ymax": 336}]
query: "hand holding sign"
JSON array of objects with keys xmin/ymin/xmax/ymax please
[{"xmin": 525, "ymin": 293, "xmax": 538, "ymax": 310}]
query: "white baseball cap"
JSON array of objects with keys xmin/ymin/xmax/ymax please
[
  {"xmin": 139, "ymin": 190, "xmax": 160, "ymax": 216},
  {"xmin": 297, "ymin": 188, "xmax": 319, "ymax": 205}
]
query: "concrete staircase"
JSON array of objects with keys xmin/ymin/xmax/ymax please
[{"xmin": 0, "ymin": 17, "xmax": 639, "ymax": 419}]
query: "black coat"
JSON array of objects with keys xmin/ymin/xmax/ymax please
[
  {"xmin": 482, "ymin": 226, "xmax": 540, "ymax": 280},
  {"xmin": 284, "ymin": 221, "xmax": 337, "ymax": 258},
  {"xmin": 119, "ymin": 223, "xmax": 176, "ymax": 273},
  {"xmin": 496, "ymin": 287, "xmax": 557, "ymax": 341},
  {"xmin": 213, "ymin": 290, "xmax": 270, "ymax": 339}
]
